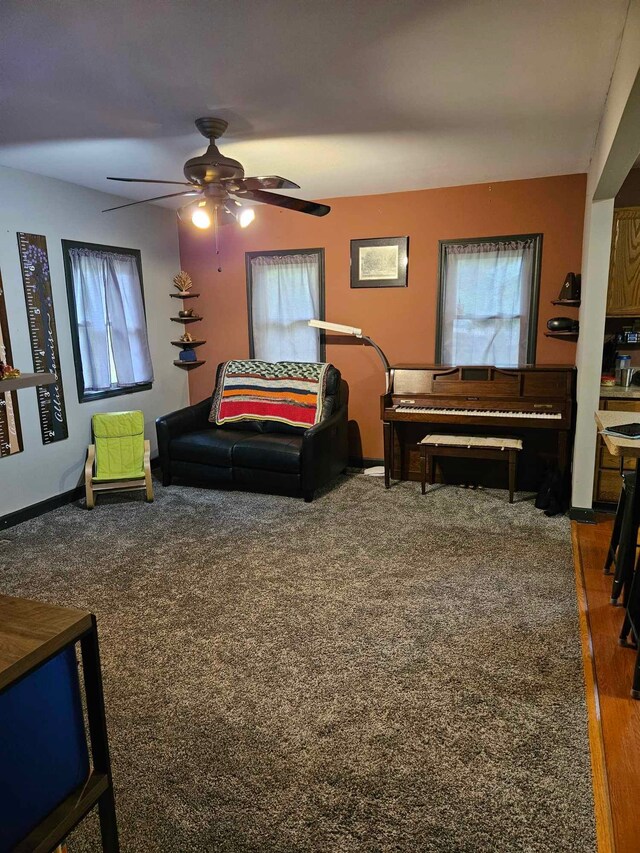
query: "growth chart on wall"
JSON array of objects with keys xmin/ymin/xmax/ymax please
[
  {"xmin": 0, "ymin": 271, "xmax": 24, "ymax": 458},
  {"xmin": 17, "ymin": 233, "xmax": 68, "ymax": 445}
]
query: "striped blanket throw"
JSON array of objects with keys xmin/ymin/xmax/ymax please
[{"xmin": 210, "ymin": 360, "xmax": 330, "ymax": 429}]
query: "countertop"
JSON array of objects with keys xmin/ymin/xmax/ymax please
[
  {"xmin": 595, "ymin": 410, "xmax": 640, "ymax": 458},
  {"xmin": 600, "ymin": 384, "xmax": 640, "ymax": 399}
]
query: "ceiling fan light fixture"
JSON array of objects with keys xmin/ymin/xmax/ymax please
[
  {"xmin": 191, "ymin": 201, "xmax": 211, "ymax": 229},
  {"xmin": 238, "ymin": 207, "xmax": 255, "ymax": 228}
]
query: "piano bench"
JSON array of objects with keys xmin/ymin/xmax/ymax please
[{"xmin": 418, "ymin": 435, "xmax": 523, "ymax": 503}]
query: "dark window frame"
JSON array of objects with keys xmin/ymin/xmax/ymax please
[
  {"xmin": 61, "ymin": 239, "xmax": 152, "ymax": 403},
  {"xmin": 245, "ymin": 248, "xmax": 326, "ymax": 361},
  {"xmin": 435, "ymin": 233, "xmax": 543, "ymax": 365}
]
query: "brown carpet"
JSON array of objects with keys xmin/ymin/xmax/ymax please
[{"xmin": 1, "ymin": 475, "xmax": 595, "ymax": 852}]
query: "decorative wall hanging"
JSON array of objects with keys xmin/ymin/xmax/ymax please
[
  {"xmin": 0, "ymin": 271, "xmax": 23, "ymax": 458},
  {"xmin": 350, "ymin": 237, "xmax": 409, "ymax": 289},
  {"xmin": 17, "ymin": 233, "xmax": 68, "ymax": 444}
]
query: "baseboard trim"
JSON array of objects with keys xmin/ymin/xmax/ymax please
[
  {"xmin": 570, "ymin": 506, "xmax": 597, "ymax": 524},
  {"xmin": 0, "ymin": 486, "xmax": 84, "ymax": 531},
  {"xmin": 348, "ymin": 456, "xmax": 384, "ymax": 470},
  {"xmin": 593, "ymin": 501, "xmax": 616, "ymax": 515},
  {"xmin": 0, "ymin": 456, "xmax": 161, "ymax": 531}
]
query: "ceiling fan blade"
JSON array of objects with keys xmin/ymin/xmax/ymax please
[
  {"xmin": 223, "ymin": 176, "xmax": 300, "ymax": 191},
  {"xmin": 232, "ymin": 189, "xmax": 330, "ymax": 217},
  {"xmin": 107, "ymin": 177, "xmax": 194, "ymax": 186},
  {"xmin": 102, "ymin": 190, "xmax": 199, "ymax": 213}
]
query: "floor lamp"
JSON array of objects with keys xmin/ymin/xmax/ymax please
[
  {"xmin": 308, "ymin": 320, "xmax": 391, "ymax": 393},
  {"xmin": 308, "ymin": 319, "xmax": 391, "ymax": 476}
]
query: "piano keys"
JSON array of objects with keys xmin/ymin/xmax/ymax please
[
  {"xmin": 380, "ymin": 364, "xmax": 575, "ymax": 489},
  {"xmin": 393, "ymin": 406, "xmax": 562, "ymax": 420}
]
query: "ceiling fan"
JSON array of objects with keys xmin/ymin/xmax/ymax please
[{"xmin": 102, "ymin": 117, "xmax": 331, "ymax": 228}]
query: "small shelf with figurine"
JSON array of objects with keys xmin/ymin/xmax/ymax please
[
  {"xmin": 170, "ymin": 272, "xmax": 206, "ymax": 370},
  {"xmin": 546, "ymin": 273, "xmax": 581, "ymax": 340},
  {"xmin": 171, "ymin": 339, "xmax": 206, "ymax": 348},
  {"xmin": 0, "ymin": 360, "xmax": 56, "ymax": 393},
  {"xmin": 174, "ymin": 360, "xmax": 207, "ymax": 369}
]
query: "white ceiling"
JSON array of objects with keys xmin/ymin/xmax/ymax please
[{"xmin": 0, "ymin": 0, "xmax": 629, "ymax": 208}]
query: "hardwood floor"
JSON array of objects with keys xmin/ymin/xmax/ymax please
[{"xmin": 573, "ymin": 516, "xmax": 640, "ymax": 853}]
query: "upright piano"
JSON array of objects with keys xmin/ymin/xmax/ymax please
[{"xmin": 380, "ymin": 365, "xmax": 576, "ymax": 489}]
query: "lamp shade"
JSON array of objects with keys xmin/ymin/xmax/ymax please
[{"xmin": 308, "ymin": 319, "xmax": 362, "ymax": 337}]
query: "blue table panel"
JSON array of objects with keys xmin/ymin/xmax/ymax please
[{"xmin": 0, "ymin": 646, "xmax": 90, "ymax": 852}]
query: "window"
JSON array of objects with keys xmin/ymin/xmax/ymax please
[
  {"xmin": 62, "ymin": 241, "xmax": 153, "ymax": 402},
  {"xmin": 436, "ymin": 234, "xmax": 542, "ymax": 365},
  {"xmin": 246, "ymin": 249, "xmax": 325, "ymax": 362}
]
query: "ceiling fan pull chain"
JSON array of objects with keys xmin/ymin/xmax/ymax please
[{"xmin": 214, "ymin": 207, "xmax": 222, "ymax": 272}]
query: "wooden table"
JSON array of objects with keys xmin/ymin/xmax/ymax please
[
  {"xmin": 595, "ymin": 409, "xmax": 640, "ymax": 460},
  {"xmin": 0, "ymin": 595, "xmax": 119, "ymax": 852}
]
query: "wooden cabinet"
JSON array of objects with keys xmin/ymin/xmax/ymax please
[
  {"xmin": 606, "ymin": 207, "xmax": 640, "ymax": 316},
  {"xmin": 593, "ymin": 396, "xmax": 640, "ymax": 504}
]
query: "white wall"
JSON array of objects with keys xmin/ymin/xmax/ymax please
[
  {"xmin": 0, "ymin": 164, "xmax": 188, "ymax": 519},
  {"xmin": 572, "ymin": 198, "xmax": 614, "ymax": 508},
  {"xmin": 572, "ymin": 0, "xmax": 640, "ymax": 510}
]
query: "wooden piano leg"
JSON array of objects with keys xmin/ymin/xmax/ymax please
[
  {"xmin": 384, "ymin": 421, "xmax": 392, "ymax": 488},
  {"xmin": 508, "ymin": 449, "xmax": 516, "ymax": 503},
  {"xmin": 558, "ymin": 430, "xmax": 568, "ymax": 476}
]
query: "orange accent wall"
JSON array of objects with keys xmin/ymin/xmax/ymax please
[{"xmin": 179, "ymin": 174, "xmax": 586, "ymax": 459}]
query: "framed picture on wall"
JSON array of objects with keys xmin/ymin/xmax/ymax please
[{"xmin": 350, "ymin": 236, "xmax": 409, "ymax": 288}]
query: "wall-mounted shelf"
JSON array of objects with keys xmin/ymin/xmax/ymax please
[
  {"xmin": 170, "ymin": 340, "xmax": 206, "ymax": 348},
  {"xmin": 173, "ymin": 360, "xmax": 206, "ymax": 369},
  {"xmin": 170, "ymin": 283, "xmax": 205, "ymax": 371},
  {"xmin": 0, "ymin": 372, "xmax": 56, "ymax": 392},
  {"xmin": 548, "ymin": 283, "xmax": 579, "ymax": 339}
]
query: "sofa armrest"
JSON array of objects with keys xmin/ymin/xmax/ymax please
[
  {"xmin": 155, "ymin": 398, "xmax": 211, "ymax": 485},
  {"xmin": 301, "ymin": 404, "xmax": 349, "ymax": 499}
]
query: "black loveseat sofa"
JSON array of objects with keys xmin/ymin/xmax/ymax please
[{"xmin": 156, "ymin": 363, "xmax": 349, "ymax": 501}]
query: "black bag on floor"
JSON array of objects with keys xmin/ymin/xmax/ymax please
[{"xmin": 535, "ymin": 466, "xmax": 566, "ymax": 517}]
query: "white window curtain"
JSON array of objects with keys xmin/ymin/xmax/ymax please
[
  {"xmin": 440, "ymin": 239, "xmax": 535, "ymax": 365},
  {"xmin": 69, "ymin": 248, "xmax": 153, "ymax": 392},
  {"xmin": 250, "ymin": 253, "xmax": 322, "ymax": 362}
]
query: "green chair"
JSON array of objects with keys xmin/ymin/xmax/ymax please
[{"xmin": 84, "ymin": 411, "xmax": 153, "ymax": 509}]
